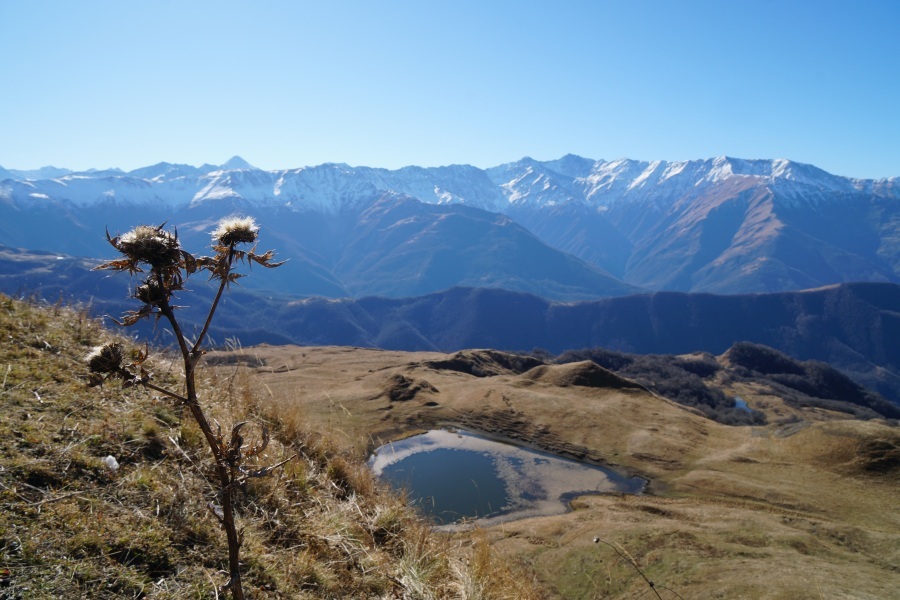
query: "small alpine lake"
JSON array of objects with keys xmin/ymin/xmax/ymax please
[{"xmin": 368, "ymin": 429, "xmax": 645, "ymax": 528}]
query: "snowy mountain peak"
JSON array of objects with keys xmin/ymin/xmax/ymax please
[
  {"xmin": 703, "ymin": 156, "xmax": 856, "ymax": 194},
  {"xmin": 220, "ymin": 156, "xmax": 256, "ymax": 171},
  {"xmin": 2, "ymin": 166, "xmax": 73, "ymax": 181},
  {"xmin": 127, "ymin": 162, "xmax": 208, "ymax": 181},
  {"xmin": 542, "ymin": 154, "xmax": 596, "ymax": 178}
]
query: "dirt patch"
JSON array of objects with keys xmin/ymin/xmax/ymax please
[
  {"xmin": 422, "ymin": 349, "xmax": 543, "ymax": 377},
  {"xmin": 521, "ymin": 361, "xmax": 643, "ymax": 389},
  {"xmin": 377, "ymin": 373, "xmax": 439, "ymax": 403},
  {"xmin": 845, "ymin": 436, "xmax": 900, "ymax": 474}
]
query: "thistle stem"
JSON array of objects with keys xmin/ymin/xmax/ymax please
[
  {"xmin": 156, "ymin": 272, "xmax": 192, "ymax": 361},
  {"xmin": 191, "ymin": 250, "xmax": 233, "ymax": 355},
  {"xmin": 157, "ymin": 281, "xmax": 245, "ymax": 600}
]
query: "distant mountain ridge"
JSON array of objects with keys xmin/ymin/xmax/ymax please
[
  {"xmin": 2, "ymin": 154, "xmax": 897, "ymax": 296},
  {"xmin": 4, "ymin": 154, "xmax": 897, "ymax": 208},
  {"xmin": 213, "ymin": 282, "xmax": 900, "ymax": 407}
]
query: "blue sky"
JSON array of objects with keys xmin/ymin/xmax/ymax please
[{"xmin": 1, "ymin": 0, "xmax": 898, "ymax": 178}]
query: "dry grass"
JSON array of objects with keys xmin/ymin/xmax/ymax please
[
  {"xmin": 209, "ymin": 343, "xmax": 900, "ymax": 599},
  {"xmin": 0, "ymin": 294, "xmax": 539, "ymax": 598},
  {"xmin": 10, "ymin": 300, "xmax": 890, "ymax": 599}
]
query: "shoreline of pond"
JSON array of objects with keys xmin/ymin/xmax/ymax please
[
  {"xmin": 369, "ymin": 428, "xmax": 650, "ymax": 530},
  {"xmin": 437, "ymin": 420, "xmax": 653, "ymax": 488}
]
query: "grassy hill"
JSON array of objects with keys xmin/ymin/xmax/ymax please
[
  {"xmin": 0, "ymin": 294, "xmax": 538, "ymax": 599},
  {"xmin": 210, "ymin": 344, "xmax": 900, "ymax": 598}
]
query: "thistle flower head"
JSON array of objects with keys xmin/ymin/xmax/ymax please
[
  {"xmin": 86, "ymin": 342, "xmax": 125, "ymax": 375},
  {"xmin": 211, "ymin": 216, "xmax": 259, "ymax": 246},
  {"xmin": 116, "ymin": 224, "xmax": 182, "ymax": 268},
  {"xmin": 133, "ymin": 279, "xmax": 169, "ymax": 305}
]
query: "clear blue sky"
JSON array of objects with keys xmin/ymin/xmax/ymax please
[{"xmin": 2, "ymin": 0, "xmax": 898, "ymax": 179}]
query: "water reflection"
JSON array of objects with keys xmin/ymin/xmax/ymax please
[{"xmin": 369, "ymin": 429, "xmax": 645, "ymax": 526}]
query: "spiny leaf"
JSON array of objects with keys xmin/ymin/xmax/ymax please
[
  {"xmin": 241, "ymin": 455, "xmax": 296, "ymax": 479},
  {"xmin": 248, "ymin": 250, "xmax": 286, "ymax": 268},
  {"xmin": 94, "ymin": 258, "xmax": 145, "ymax": 274},
  {"xmin": 244, "ymin": 424, "xmax": 270, "ymax": 458}
]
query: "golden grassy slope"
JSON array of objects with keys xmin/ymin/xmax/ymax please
[
  {"xmin": 0, "ymin": 296, "xmax": 540, "ymax": 599},
  {"xmin": 214, "ymin": 344, "xmax": 900, "ymax": 599}
]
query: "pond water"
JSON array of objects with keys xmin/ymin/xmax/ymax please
[{"xmin": 368, "ymin": 429, "xmax": 645, "ymax": 527}]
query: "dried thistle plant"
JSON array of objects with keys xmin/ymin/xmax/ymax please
[{"xmin": 90, "ymin": 217, "xmax": 288, "ymax": 599}]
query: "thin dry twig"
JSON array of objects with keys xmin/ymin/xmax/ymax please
[{"xmin": 594, "ymin": 537, "xmax": 673, "ymax": 600}]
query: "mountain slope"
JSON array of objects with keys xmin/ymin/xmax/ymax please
[
  {"xmin": 272, "ymin": 283, "xmax": 900, "ymax": 405},
  {"xmin": 335, "ymin": 196, "xmax": 636, "ymax": 299},
  {"xmin": 493, "ymin": 156, "xmax": 899, "ymax": 292},
  {"xmin": 0, "ymin": 189, "xmax": 638, "ymax": 301},
  {"xmin": 2, "ymin": 154, "xmax": 897, "ymax": 296}
]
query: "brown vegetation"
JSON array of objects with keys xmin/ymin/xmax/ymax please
[
  {"xmin": 0, "ymin": 295, "xmax": 541, "ymax": 598},
  {"xmin": 212, "ymin": 343, "xmax": 900, "ymax": 598}
]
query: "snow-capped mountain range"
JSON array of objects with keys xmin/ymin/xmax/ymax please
[
  {"xmin": 1, "ymin": 155, "xmax": 898, "ymax": 299},
  {"xmin": 3, "ymin": 154, "xmax": 897, "ymax": 212}
]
